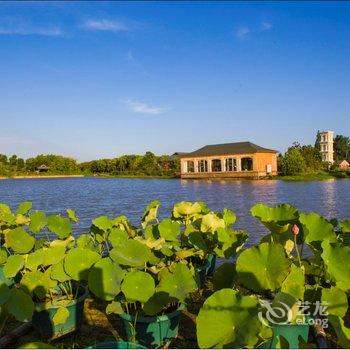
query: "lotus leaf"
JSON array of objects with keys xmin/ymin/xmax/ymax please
[
  {"xmin": 322, "ymin": 286, "xmax": 348, "ymax": 317},
  {"xmin": 88, "ymin": 258, "xmax": 124, "ymax": 301},
  {"xmin": 157, "ymin": 263, "xmax": 196, "ymax": 302},
  {"xmin": 141, "ymin": 200, "xmax": 160, "ymax": 228},
  {"xmin": 49, "ymin": 236, "xmax": 74, "ymax": 248},
  {"xmin": 0, "ymin": 203, "xmax": 11, "ymax": 214},
  {"xmin": 213, "ymin": 263, "xmax": 236, "ymax": 291},
  {"xmin": 236, "ymin": 242, "xmax": 290, "ymax": 292},
  {"xmin": 92, "ymin": 216, "xmax": 113, "ymax": 232},
  {"xmin": 251, "ymin": 203, "xmax": 298, "ymax": 233},
  {"xmin": 64, "ymin": 247, "xmax": 100, "ymax": 280},
  {"xmin": 28, "ymin": 211, "xmax": 47, "ymax": 233},
  {"xmin": 172, "ymin": 201, "xmax": 202, "ymax": 218},
  {"xmin": 143, "ymin": 291, "xmax": 172, "ymax": 316},
  {"xmin": 26, "ymin": 249, "xmax": 44, "ymax": 271},
  {"xmin": 47, "ymin": 215, "xmax": 72, "ymax": 239},
  {"xmin": 158, "ymin": 218, "xmax": 180, "ymax": 241},
  {"xmin": 281, "ymin": 264, "xmax": 305, "ymax": 300},
  {"xmin": 200, "ymin": 213, "xmax": 225, "ymax": 233},
  {"xmin": 339, "ymin": 220, "xmax": 350, "ymax": 233},
  {"xmin": 0, "ymin": 247, "xmax": 8, "ymax": 265},
  {"xmin": 16, "ymin": 202, "xmax": 32, "ymax": 215},
  {"xmin": 106, "ymin": 301, "xmax": 123, "ymax": 315},
  {"xmin": 42, "ymin": 246, "xmax": 65, "ymax": 266},
  {"xmin": 321, "ymin": 241, "xmax": 350, "ymax": 293},
  {"xmin": 328, "ymin": 315, "xmax": 350, "ymax": 348},
  {"xmin": 66, "ymin": 209, "xmax": 78, "ymax": 223},
  {"xmin": 109, "ymin": 227, "xmax": 128, "ymax": 247},
  {"xmin": 299, "ymin": 212, "xmax": 337, "ymax": 245},
  {"xmin": 4, "ymin": 254, "xmax": 24, "ymax": 278},
  {"xmin": 188, "ymin": 231, "xmax": 208, "ymax": 252},
  {"xmin": 6, "ymin": 227, "xmax": 34, "ymax": 254},
  {"xmin": 20, "ymin": 271, "xmax": 48, "ymax": 299},
  {"xmin": 121, "ymin": 270, "xmax": 155, "ymax": 303},
  {"xmin": 19, "ymin": 342, "xmax": 55, "ymax": 349},
  {"xmin": 52, "ymin": 307, "xmax": 69, "ymax": 325},
  {"xmin": 109, "ymin": 239, "xmax": 152, "ymax": 267},
  {"xmin": 196, "ymin": 288, "xmax": 262, "ymax": 348},
  {"xmin": 51, "ymin": 260, "xmax": 70, "ymax": 282},
  {"xmin": 222, "ymin": 208, "xmax": 236, "ymax": 226},
  {"xmin": 0, "ymin": 284, "xmax": 10, "ymax": 304},
  {"xmin": 6, "ymin": 289, "xmax": 34, "ymax": 322},
  {"xmin": 15, "ymin": 214, "xmax": 30, "ymax": 225}
]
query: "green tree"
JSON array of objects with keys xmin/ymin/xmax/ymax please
[
  {"xmin": 334, "ymin": 135, "xmax": 350, "ymax": 162},
  {"xmin": 280, "ymin": 148, "xmax": 306, "ymax": 175},
  {"xmin": 315, "ymin": 130, "xmax": 321, "ymax": 151}
]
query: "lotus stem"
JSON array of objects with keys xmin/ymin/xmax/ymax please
[{"xmin": 294, "ymin": 235, "xmax": 302, "ymax": 267}]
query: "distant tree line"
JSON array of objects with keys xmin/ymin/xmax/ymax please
[
  {"xmin": 0, "ymin": 152, "xmax": 180, "ymax": 177},
  {"xmin": 278, "ymin": 132, "xmax": 350, "ymax": 176}
]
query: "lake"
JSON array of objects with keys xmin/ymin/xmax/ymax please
[{"xmin": 1, "ymin": 177, "xmax": 350, "ymax": 245}]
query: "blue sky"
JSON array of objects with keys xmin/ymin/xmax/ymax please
[{"xmin": 0, "ymin": 1, "xmax": 349, "ymax": 161}]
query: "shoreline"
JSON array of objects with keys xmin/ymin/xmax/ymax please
[{"xmin": 0, "ymin": 174, "xmax": 85, "ymax": 180}]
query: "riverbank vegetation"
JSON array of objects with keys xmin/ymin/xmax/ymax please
[
  {"xmin": 1, "ymin": 200, "xmax": 349, "ymax": 348},
  {"xmin": 0, "ymin": 152, "xmax": 180, "ymax": 178}
]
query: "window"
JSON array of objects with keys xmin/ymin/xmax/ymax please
[
  {"xmin": 187, "ymin": 161, "xmax": 194, "ymax": 173},
  {"xmin": 241, "ymin": 157, "xmax": 253, "ymax": 171},
  {"xmin": 198, "ymin": 160, "xmax": 208, "ymax": 172},
  {"xmin": 211, "ymin": 159, "xmax": 222, "ymax": 172},
  {"xmin": 225, "ymin": 158, "xmax": 237, "ymax": 171}
]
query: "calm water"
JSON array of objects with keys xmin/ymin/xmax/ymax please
[{"xmin": 0, "ymin": 177, "xmax": 350, "ymax": 245}]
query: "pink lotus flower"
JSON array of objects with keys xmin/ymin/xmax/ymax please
[{"xmin": 291, "ymin": 224, "xmax": 300, "ymax": 236}]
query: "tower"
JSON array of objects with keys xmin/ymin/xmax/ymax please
[{"xmin": 319, "ymin": 131, "xmax": 334, "ymax": 163}]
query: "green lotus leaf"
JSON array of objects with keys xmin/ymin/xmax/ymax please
[
  {"xmin": 49, "ymin": 236, "xmax": 74, "ymax": 248},
  {"xmin": 19, "ymin": 342, "xmax": 55, "ymax": 349},
  {"xmin": 106, "ymin": 301, "xmax": 123, "ymax": 315},
  {"xmin": 110, "ymin": 239, "xmax": 152, "ymax": 267},
  {"xmin": 28, "ymin": 211, "xmax": 47, "ymax": 233},
  {"xmin": 51, "ymin": 260, "xmax": 70, "ymax": 282},
  {"xmin": 43, "ymin": 246, "xmax": 65, "ymax": 266},
  {"xmin": 322, "ymin": 286, "xmax": 348, "ymax": 318},
  {"xmin": 321, "ymin": 241, "xmax": 350, "ymax": 293},
  {"xmin": 172, "ymin": 201, "xmax": 202, "ymax": 218},
  {"xmin": 66, "ymin": 209, "xmax": 78, "ymax": 223},
  {"xmin": 88, "ymin": 258, "xmax": 124, "ymax": 301},
  {"xmin": 213, "ymin": 263, "xmax": 236, "ymax": 291},
  {"xmin": 76, "ymin": 234, "xmax": 97, "ymax": 251},
  {"xmin": 0, "ymin": 284, "xmax": 11, "ymax": 304},
  {"xmin": 328, "ymin": 315, "xmax": 350, "ymax": 348},
  {"xmin": 236, "ymin": 242, "xmax": 290, "ymax": 292},
  {"xmin": 109, "ymin": 227, "xmax": 128, "ymax": 248},
  {"xmin": 299, "ymin": 212, "xmax": 337, "ymax": 245},
  {"xmin": 215, "ymin": 229, "xmax": 248, "ymax": 259},
  {"xmin": 157, "ymin": 263, "xmax": 196, "ymax": 302},
  {"xmin": 143, "ymin": 291, "xmax": 172, "ymax": 316},
  {"xmin": 64, "ymin": 247, "xmax": 100, "ymax": 280},
  {"xmin": 52, "ymin": 306, "xmax": 69, "ymax": 325},
  {"xmin": 15, "ymin": 214, "xmax": 30, "ymax": 225},
  {"xmin": 339, "ymin": 220, "xmax": 350, "ymax": 233},
  {"xmin": 6, "ymin": 289, "xmax": 34, "ymax": 322},
  {"xmin": 196, "ymin": 289, "xmax": 262, "ymax": 348},
  {"xmin": 141, "ymin": 200, "xmax": 160, "ymax": 228},
  {"xmin": 26, "ymin": 249, "xmax": 44, "ymax": 271},
  {"xmin": 158, "ymin": 218, "xmax": 180, "ymax": 241},
  {"xmin": 251, "ymin": 203, "xmax": 298, "ymax": 233},
  {"xmin": 222, "ymin": 208, "xmax": 236, "ymax": 226},
  {"xmin": 92, "ymin": 216, "xmax": 113, "ymax": 232},
  {"xmin": 188, "ymin": 231, "xmax": 208, "ymax": 252},
  {"xmin": 47, "ymin": 215, "xmax": 72, "ymax": 239},
  {"xmin": 20, "ymin": 271, "xmax": 48, "ymax": 299},
  {"xmin": 0, "ymin": 203, "xmax": 11, "ymax": 214},
  {"xmin": 16, "ymin": 202, "xmax": 32, "ymax": 215},
  {"xmin": 6, "ymin": 227, "xmax": 35, "ymax": 254},
  {"xmin": 0, "ymin": 247, "xmax": 8, "ymax": 265},
  {"xmin": 200, "ymin": 213, "xmax": 225, "ymax": 233},
  {"xmin": 4, "ymin": 254, "xmax": 24, "ymax": 278},
  {"xmin": 281, "ymin": 264, "xmax": 305, "ymax": 300},
  {"xmin": 121, "ymin": 270, "xmax": 155, "ymax": 303}
]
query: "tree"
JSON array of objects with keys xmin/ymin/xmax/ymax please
[
  {"xmin": 334, "ymin": 135, "xmax": 350, "ymax": 162},
  {"xmin": 280, "ymin": 148, "xmax": 306, "ymax": 175},
  {"xmin": 299, "ymin": 145, "xmax": 323, "ymax": 172},
  {"xmin": 315, "ymin": 130, "xmax": 321, "ymax": 151}
]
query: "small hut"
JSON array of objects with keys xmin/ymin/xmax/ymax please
[
  {"xmin": 339, "ymin": 160, "xmax": 350, "ymax": 169},
  {"xmin": 36, "ymin": 164, "xmax": 50, "ymax": 173}
]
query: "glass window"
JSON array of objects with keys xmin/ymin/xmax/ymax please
[
  {"xmin": 241, "ymin": 157, "xmax": 253, "ymax": 171},
  {"xmin": 187, "ymin": 161, "xmax": 194, "ymax": 173},
  {"xmin": 198, "ymin": 160, "xmax": 208, "ymax": 172},
  {"xmin": 211, "ymin": 159, "xmax": 222, "ymax": 172},
  {"xmin": 225, "ymin": 158, "xmax": 237, "ymax": 171}
]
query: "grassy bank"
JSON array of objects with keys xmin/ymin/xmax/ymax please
[{"xmin": 276, "ymin": 172, "xmax": 335, "ymax": 181}]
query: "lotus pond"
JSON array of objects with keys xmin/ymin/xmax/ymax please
[{"xmin": 1, "ymin": 200, "xmax": 350, "ymax": 349}]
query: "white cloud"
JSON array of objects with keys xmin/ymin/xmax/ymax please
[
  {"xmin": 261, "ymin": 22, "xmax": 273, "ymax": 31},
  {"xmin": 83, "ymin": 19, "xmax": 130, "ymax": 32},
  {"xmin": 0, "ymin": 20, "xmax": 63, "ymax": 36},
  {"xmin": 236, "ymin": 26, "xmax": 250, "ymax": 39},
  {"xmin": 125, "ymin": 100, "xmax": 168, "ymax": 115}
]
